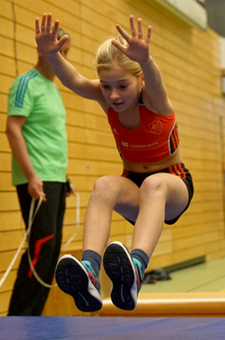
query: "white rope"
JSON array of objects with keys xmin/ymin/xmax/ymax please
[
  {"xmin": 0, "ymin": 197, "xmax": 42, "ymax": 289},
  {"xmin": 0, "ymin": 228, "xmax": 29, "ymax": 288},
  {"xmin": 0, "ymin": 191, "xmax": 80, "ymax": 289}
]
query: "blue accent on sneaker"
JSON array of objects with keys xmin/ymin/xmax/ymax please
[
  {"xmin": 81, "ymin": 261, "xmax": 101, "ymax": 295},
  {"xmin": 55, "ymin": 255, "xmax": 102, "ymax": 312},
  {"xmin": 103, "ymin": 241, "xmax": 140, "ymax": 311},
  {"xmin": 132, "ymin": 257, "xmax": 143, "ymax": 294},
  {"xmin": 130, "ymin": 249, "xmax": 149, "ymax": 275},
  {"xmin": 82, "ymin": 250, "xmax": 102, "ymax": 277}
]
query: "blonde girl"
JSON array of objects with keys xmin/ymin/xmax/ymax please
[{"xmin": 35, "ymin": 13, "xmax": 193, "ymax": 312}]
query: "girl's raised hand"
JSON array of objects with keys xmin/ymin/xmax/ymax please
[
  {"xmin": 35, "ymin": 13, "xmax": 68, "ymax": 55},
  {"xmin": 112, "ymin": 15, "xmax": 151, "ymax": 65}
]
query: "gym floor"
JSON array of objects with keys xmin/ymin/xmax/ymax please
[{"xmin": 141, "ymin": 257, "xmax": 225, "ymax": 293}]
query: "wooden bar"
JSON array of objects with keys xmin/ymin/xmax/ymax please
[{"xmin": 99, "ymin": 292, "xmax": 225, "ymax": 318}]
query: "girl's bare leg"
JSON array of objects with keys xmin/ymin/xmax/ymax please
[
  {"xmin": 82, "ymin": 175, "xmax": 140, "ymax": 255},
  {"xmin": 83, "ymin": 173, "xmax": 189, "ymax": 260},
  {"xmin": 131, "ymin": 173, "xmax": 189, "ymax": 257}
]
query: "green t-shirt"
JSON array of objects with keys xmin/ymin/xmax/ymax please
[{"xmin": 7, "ymin": 69, "xmax": 68, "ymax": 185}]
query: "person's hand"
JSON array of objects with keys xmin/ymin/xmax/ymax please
[
  {"xmin": 112, "ymin": 15, "xmax": 151, "ymax": 65},
  {"xmin": 66, "ymin": 179, "xmax": 76, "ymax": 197},
  {"xmin": 35, "ymin": 13, "xmax": 69, "ymax": 56},
  {"xmin": 28, "ymin": 176, "xmax": 46, "ymax": 201}
]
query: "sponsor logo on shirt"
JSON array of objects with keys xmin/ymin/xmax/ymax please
[
  {"xmin": 121, "ymin": 141, "xmax": 159, "ymax": 149},
  {"xmin": 148, "ymin": 119, "xmax": 162, "ymax": 134}
]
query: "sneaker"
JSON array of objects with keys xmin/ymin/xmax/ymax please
[
  {"xmin": 55, "ymin": 254, "xmax": 102, "ymax": 312},
  {"xmin": 103, "ymin": 241, "xmax": 142, "ymax": 311}
]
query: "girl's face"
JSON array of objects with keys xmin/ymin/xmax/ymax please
[{"xmin": 99, "ymin": 63, "xmax": 142, "ymax": 112}]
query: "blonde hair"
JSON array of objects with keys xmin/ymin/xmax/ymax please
[{"xmin": 96, "ymin": 36, "xmax": 142, "ymax": 77}]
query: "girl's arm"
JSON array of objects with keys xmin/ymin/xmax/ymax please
[
  {"xmin": 45, "ymin": 52, "xmax": 102, "ymax": 100},
  {"xmin": 35, "ymin": 13, "xmax": 103, "ymax": 102},
  {"xmin": 140, "ymin": 57, "xmax": 174, "ymax": 115},
  {"xmin": 112, "ymin": 16, "xmax": 174, "ymax": 115}
]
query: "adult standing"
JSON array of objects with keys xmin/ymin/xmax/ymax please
[{"xmin": 6, "ymin": 27, "xmax": 74, "ymax": 316}]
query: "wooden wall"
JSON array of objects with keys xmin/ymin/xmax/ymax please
[{"xmin": 0, "ymin": 0, "xmax": 225, "ymax": 316}]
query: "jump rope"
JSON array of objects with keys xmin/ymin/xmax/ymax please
[{"xmin": 0, "ymin": 191, "xmax": 80, "ymax": 289}]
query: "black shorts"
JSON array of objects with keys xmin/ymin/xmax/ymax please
[{"xmin": 121, "ymin": 163, "xmax": 194, "ymax": 225}]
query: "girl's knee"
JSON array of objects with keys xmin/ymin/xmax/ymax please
[
  {"xmin": 91, "ymin": 176, "xmax": 119, "ymax": 201},
  {"xmin": 140, "ymin": 175, "xmax": 165, "ymax": 198},
  {"xmin": 93, "ymin": 176, "xmax": 112, "ymax": 192}
]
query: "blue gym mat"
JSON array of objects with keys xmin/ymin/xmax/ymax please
[{"xmin": 0, "ymin": 316, "xmax": 225, "ymax": 340}]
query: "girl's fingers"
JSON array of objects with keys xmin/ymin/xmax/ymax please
[
  {"xmin": 37, "ymin": 12, "xmax": 59, "ymax": 42},
  {"xmin": 111, "ymin": 39, "xmax": 126, "ymax": 53},
  {"xmin": 137, "ymin": 18, "xmax": 143, "ymax": 39},
  {"xmin": 58, "ymin": 35, "xmax": 69, "ymax": 49},
  {"xmin": 46, "ymin": 13, "xmax": 52, "ymax": 33},
  {"xmin": 145, "ymin": 25, "xmax": 152, "ymax": 44},
  {"xmin": 41, "ymin": 13, "xmax": 47, "ymax": 32},
  {"xmin": 116, "ymin": 24, "xmax": 130, "ymax": 41},
  {"xmin": 129, "ymin": 15, "xmax": 137, "ymax": 37},
  {"xmin": 35, "ymin": 18, "xmax": 40, "ymax": 34},
  {"xmin": 129, "ymin": 16, "xmax": 150, "ymax": 43},
  {"xmin": 52, "ymin": 20, "xmax": 60, "ymax": 38}
]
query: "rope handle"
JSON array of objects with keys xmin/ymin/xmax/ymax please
[{"xmin": 0, "ymin": 192, "xmax": 80, "ymax": 289}]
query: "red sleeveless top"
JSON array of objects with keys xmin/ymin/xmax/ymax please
[{"xmin": 108, "ymin": 105, "xmax": 179, "ymax": 163}]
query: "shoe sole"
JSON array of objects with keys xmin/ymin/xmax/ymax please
[
  {"xmin": 103, "ymin": 241, "xmax": 137, "ymax": 310},
  {"xmin": 55, "ymin": 255, "xmax": 102, "ymax": 312}
]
